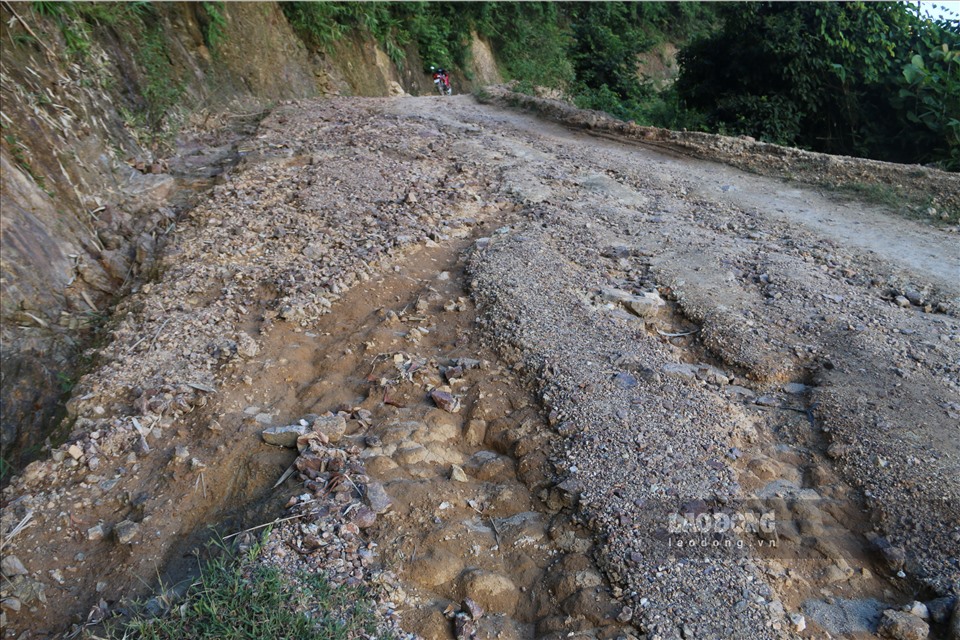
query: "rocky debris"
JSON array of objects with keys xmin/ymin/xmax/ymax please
[
  {"xmin": 877, "ymin": 609, "xmax": 930, "ymax": 640},
  {"xmin": 445, "ymin": 598, "xmax": 485, "ymax": 640},
  {"xmin": 431, "ymin": 389, "xmax": 462, "ymax": 413}
]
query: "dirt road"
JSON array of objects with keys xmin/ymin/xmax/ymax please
[{"xmin": 2, "ymin": 94, "xmax": 957, "ymax": 639}]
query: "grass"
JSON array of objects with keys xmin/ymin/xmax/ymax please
[
  {"xmin": 98, "ymin": 533, "xmax": 393, "ymax": 640},
  {"xmin": 826, "ymin": 181, "xmax": 955, "ymax": 224}
]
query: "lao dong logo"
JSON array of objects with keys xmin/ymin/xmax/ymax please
[{"xmin": 667, "ymin": 509, "xmax": 777, "ymax": 550}]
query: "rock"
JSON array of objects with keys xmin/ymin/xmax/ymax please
[
  {"xmin": 67, "ymin": 444, "xmax": 83, "ymax": 460},
  {"xmin": 925, "ymin": 596, "xmax": 956, "ymax": 624},
  {"xmin": 877, "ymin": 609, "xmax": 929, "ymax": 640},
  {"xmin": 351, "ymin": 505, "xmax": 377, "ymax": 529},
  {"xmin": 431, "ymin": 390, "xmax": 462, "ymax": 413},
  {"xmin": 465, "ymin": 450, "xmax": 514, "ymax": 481},
  {"xmin": 1, "ymin": 556, "xmax": 27, "ymax": 578},
  {"xmin": 894, "ymin": 295, "xmax": 911, "ymax": 308},
  {"xmin": 458, "ymin": 569, "xmax": 521, "ymax": 616},
  {"xmin": 951, "ymin": 598, "xmax": 960, "ymax": 640},
  {"xmin": 312, "ymin": 414, "xmax": 347, "ymax": 443},
  {"xmin": 365, "ymin": 482, "xmax": 393, "ymax": 514},
  {"xmin": 394, "ymin": 442, "xmax": 428, "ymax": 465},
  {"xmin": 783, "ymin": 382, "xmax": 807, "ymax": 394},
  {"xmin": 599, "ymin": 287, "xmax": 665, "ymax": 318},
  {"xmin": 236, "ymin": 332, "xmax": 259, "ymax": 358},
  {"xmin": 87, "ymin": 524, "xmax": 106, "ymax": 541},
  {"xmin": 302, "ymin": 244, "xmax": 324, "ymax": 260},
  {"xmin": 612, "ymin": 372, "xmax": 638, "ymax": 389},
  {"xmin": 903, "ymin": 601, "xmax": 929, "ymax": 620},
  {"xmin": 1, "ymin": 597, "xmax": 21, "ymax": 613},
  {"xmin": 451, "ymin": 464, "xmax": 469, "ymax": 482},
  {"xmin": 464, "ymin": 419, "xmax": 487, "ymax": 446},
  {"xmin": 790, "ymin": 613, "xmax": 806, "ymax": 632},
  {"xmin": 261, "ymin": 424, "xmax": 310, "ymax": 447},
  {"xmin": 173, "ymin": 445, "xmax": 190, "ymax": 464},
  {"xmin": 113, "ymin": 520, "xmax": 139, "ymax": 544}
]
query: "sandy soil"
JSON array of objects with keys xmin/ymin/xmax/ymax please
[{"xmin": 2, "ymin": 94, "xmax": 958, "ymax": 640}]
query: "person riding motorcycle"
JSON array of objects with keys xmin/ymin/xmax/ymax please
[{"xmin": 430, "ymin": 66, "xmax": 452, "ymax": 95}]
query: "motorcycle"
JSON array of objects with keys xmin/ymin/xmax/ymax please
[{"xmin": 431, "ymin": 66, "xmax": 453, "ymax": 95}]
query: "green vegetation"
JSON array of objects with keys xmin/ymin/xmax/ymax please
[
  {"xmin": 104, "ymin": 533, "xmax": 391, "ymax": 640},
  {"xmin": 3, "ymin": 132, "xmax": 51, "ymax": 193},
  {"xmin": 199, "ymin": 2, "xmax": 227, "ymax": 52},
  {"xmin": 676, "ymin": 2, "xmax": 960, "ymax": 169},
  {"xmin": 27, "ymin": 2, "xmax": 182, "ymax": 144}
]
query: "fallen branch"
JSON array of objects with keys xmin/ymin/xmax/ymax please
[
  {"xmin": 1, "ymin": 509, "xmax": 34, "ymax": 552},
  {"xmin": 656, "ymin": 328, "xmax": 699, "ymax": 337}
]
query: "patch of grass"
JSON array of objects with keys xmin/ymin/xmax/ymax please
[
  {"xmin": 827, "ymin": 181, "xmax": 954, "ymax": 224},
  {"xmin": 103, "ymin": 533, "xmax": 393, "ymax": 640}
]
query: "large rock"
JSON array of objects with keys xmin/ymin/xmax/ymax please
[
  {"xmin": 261, "ymin": 424, "xmax": 310, "ymax": 447},
  {"xmin": 877, "ymin": 609, "xmax": 929, "ymax": 640},
  {"xmin": 457, "ymin": 569, "xmax": 521, "ymax": 616}
]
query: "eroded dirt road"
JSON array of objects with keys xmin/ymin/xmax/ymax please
[{"xmin": 2, "ymin": 95, "xmax": 958, "ymax": 640}]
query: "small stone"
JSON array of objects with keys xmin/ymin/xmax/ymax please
[
  {"xmin": 67, "ymin": 444, "xmax": 83, "ymax": 460},
  {"xmin": 173, "ymin": 445, "xmax": 190, "ymax": 464},
  {"xmin": 261, "ymin": 424, "xmax": 310, "ymax": 447},
  {"xmin": 894, "ymin": 295, "xmax": 911, "ymax": 308},
  {"xmin": 1, "ymin": 597, "xmax": 21, "ymax": 613},
  {"xmin": 450, "ymin": 464, "xmax": 468, "ymax": 482},
  {"xmin": 1, "ymin": 556, "xmax": 28, "ymax": 577},
  {"xmin": 312, "ymin": 415, "xmax": 347, "ymax": 443},
  {"xmin": 613, "ymin": 372, "xmax": 638, "ymax": 389},
  {"xmin": 87, "ymin": 457, "xmax": 100, "ymax": 471},
  {"xmin": 352, "ymin": 505, "xmax": 377, "ymax": 528},
  {"xmin": 903, "ymin": 601, "xmax": 928, "ymax": 620},
  {"xmin": 618, "ymin": 606, "xmax": 634, "ymax": 623},
  {"xmin": 789, "ymin": 613, "xmax": 806, "ymax": 632},
  {"xmin": 364, "ymin": 434, "xmax": 382, "ymax": 447},
  {"xmin": 431, "ymin": 390, "xmax": 461, "ymax": 413},
  {"xmin": 87, "ymin": 524, "xmax": 106, "ymax": 541},
  {"xmin": 877, "ymin": 609, "xmax": 929, "ymax": 640},
  {"xmin": 113, "ymin": 520, "xmax": 139, "ymax": 544},
  {"xmin": 365, "ymin": 482, "xmax": 393, "ymax": 514},
  {"xmin": 783, "ymin": 382, "xmax": 807, "ymax": 394},
  {"xmin": 236, "ymin": 332, "xmax": 259, "ymax": 358}
]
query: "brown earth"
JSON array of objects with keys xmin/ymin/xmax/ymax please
[{"xmin": 2, "ymin": 93, "xmax": 958, "ymax": 640}]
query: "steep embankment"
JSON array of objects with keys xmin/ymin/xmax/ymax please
[{"xmin": 0, "ymin": 1, "xmax": 500, "ymax": 476}]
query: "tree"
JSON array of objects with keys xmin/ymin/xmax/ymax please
[{"xmin": 676, "ymin": 2, "xmax": 960, "ymax": 168}]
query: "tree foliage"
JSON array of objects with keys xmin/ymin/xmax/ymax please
[{"xmin": 676, "ymin": 2, "xmax": 960, "ymax": 168}]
